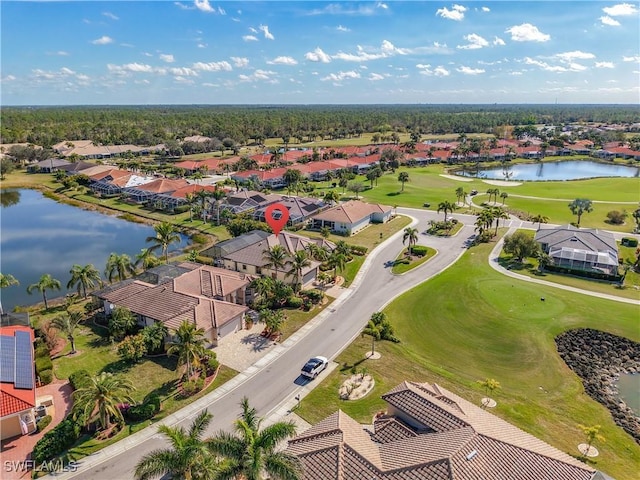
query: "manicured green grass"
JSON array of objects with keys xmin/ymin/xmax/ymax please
[
  {"xmin": 279, "ymin": 296, "xmax": 335, "ymax": 340},
  {"xmin": 511, "ymin": 177, "xmax": 640, "ymax": 203},
  {"xmin": 391, "ymin": 247, "xmax": 436, "ymax": 274},
  {"xmin": 341, "ymin": 256, "xmax": 365, "ymax": 287},
  {"xmin": 297, "ymin": 238, "xmax": 640, "ymax": 480}
]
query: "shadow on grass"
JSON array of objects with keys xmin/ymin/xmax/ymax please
[
  {"xmin": 386, "ymin": 191, "xmax": 401, "ymax": 197},
  {"xmin": 145, "ymin": 379, "xmax": 179, "ymax": 402},
  {"xmin": 497, "ymin": 256, "xmax": 537, "ymax": 272},
  {"xmin": 339, "ymin": 357, "xmax": 368, "ymax": 372},
  {"xmin": 100, "ymin": 358, "xmax": 133, "ymax": 375}
]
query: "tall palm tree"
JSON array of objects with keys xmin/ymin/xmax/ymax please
[
  {"xmin": 500, "ymin": 191, "xmax": 509, "ymax": 205},
  {"xmin": 328, "ymin": 251, "xmax": 347, "ymax": 278},
  {"xmin": 568, "ymin": 198, "xmax": 593, "ymax": 226},
  {"xmin": 67, "ymin": 263, "xmax": 102, "ymax": 298},
  {"xmin": 51, "ymin": 309, "xmax": 83, "ymax": 354},
  {"xmin": 135, "ymin": 248, "xmax": 160, "ymax": 270},
  {"xmin": 195, "ymin": 189, "xmax": 212, "ymax": 221},
  {"xmin": 211, "ymin": 188, "xmax": 227, "ymax": 225},
  {"xmin": 208, "ymin": 397, "xmax": 302, "ymax": 480},
  {"xmin": 135, "ymin": 410, "xmax": 217, "ymax": 480},
  {"xmin": 262, "ymin": 245, "xmax": 288, "ymax": 279},
  {"xmin": 168, "ymin": 320, "xmax": 207, "ymax": 379},
  {"xmin": 146, "ymin": 222, "xmax": 181, "ymax": 263},
  {"xmin": 490, "ymin": 206, "xmax": 509, "ymax": 235},
  {"xmin": 362, "ymin": 319, "xmax": 383, "ymax": 355},
  {"xmin": 530, "ymin": 214, "xmax": 549, "ymax": 230},
  {"xmin": 323, "ymin": 190, "xmax": 340, "ymax": 205},
  {"xmin": 26, "ymin": 273, "xmax": 61, "ymax": 310},
  {"xmin": 286, "ymin": 250, "xmax": 311, "ymax": 290},
  {"xmin": 72, "ymin": 372, "xmax": 135, "ymax": 430},
  {"xmin": 185, "ymin": 192, "xmax": 197, "ymax": 221},
  {"xmin": 397, "ymin": 171, "xmax": 410, "ymax": 192},
  {"xmin": 105, "ymin": 253, "xmax": 136, "ymax": 283},
  {"xmin": 402, "ymin": 227, "xmax": 419, "ymax": 257},
  {"xmin": 437, "ymin": 201, "xmax": 456, "ymax": 222}
]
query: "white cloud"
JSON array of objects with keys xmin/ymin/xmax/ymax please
[
  {"xmin": 481, "ymin": 6, "xmax": 490, "ymax": 12},
  {"xmin": 380, "ymin": 40, "xmax": 409, "ymax": 55},
  {"xmin": 336, "ymin": 25, "xmax": 350, "ymax": 32},
  {"xmin": 174, "ymin": 2, "xmax": 191, "ymax": 10},
  {"xmin": 2, "ymin": 75, "xmax": 17, "ymax": 81},
  {"xmin": 321, "ymin": 70, "xmax": 361, "ymax": 82},
  {"xmin": 231, "ymin": 57, "xmax": 249, "ymax": 67},
  {"xmin": 623, "ymin": 55, "xmax": 640, "ymax": 62},
  {"xmin": 259, "ymin": 25, "xmax": 274, "ymax": 40},
  {"xmin": 493, "ymin": 36, "xmax": 505, "ymax": 46},
  {"xmin": 305, "ymin": 47, "xmax": 331, "ymax": 63},
  {"xmin": 91, "ymin": 36, "xmax": 113, "ymax": 45},
  {"xmin": 599, "ymin": 15, "xmax": 621, "ymax": 26},
  {"xmin": 107, "ymin": 63, "xmax": 154, "ymax": 73},
  {"xmin": 194, "ymin": 0, "xmax": 214, "ymax": 13},
  {"xmin": 457, "ymin": 33, "xmax": 489, "ymax": 50},
  {"xmin": 567, "ymin": 62, "xmax": 587, "ymax": 71},
  {"xmin": 242, "ymin": 35, "xmax": 258, "ymax": 42},
  {"xmin": 595, "ymin": 61, "xmax": 615, "ymax": 68},
  {"xmin": 434, "ymin": 66, "xmax": 450, "ymax": 76},
  {"xmin": 169, "ymin": 67, "xmax": 198, "ymax": 76},
  {"xmin": 197, "ymin": 43, "xmax": 207, "ymax": 48},
  {"xmin": 417, "ymin": 64, "xmax": 450, "ymax": 76},
  {"xmin": 602, "ymin": 3, "xmax": 638, "ymax": 16},
  {"xmin": 554, "ymin": 51, "xmax": 595, "ymax": 61},
  {"xmin": 369, "ymin": 73, "xmax": 385, "ymax": 81},
  {"xmin": 524, "ymin": 57, "xmax": 568, "ymax": 72},
  {"xmin": 159, "ymin": 54, "xmax": 175, "ymax": 63},
  {"xmin": 509, "ymin": 71, "xmax": 523, "ymax": 76},
  {"xmin": 238, "ymin": 69, "xmax": 277, "ymax": 82},
  {"xmin": 249, "ymin": 27, "xmax": 258, "ymax": 33},
  {"xmin": 376, "ymin": 2, "xmax": 388, "ymax": 9},
  {"xmin": 307, "ymin": 3, "xmax": 388, "ymax": 16},
  {"xmin": 505, "ymin": 23, "xmax": 550, "ymax": 42},
  {"xmin": 60, "ymin": 67, "xmax": 75, "ymax": 75},
  {"xmin": 457, "ymin": 66, "xmax": 485, "ymax": 75},
  {"xmin": 436, "ymin": 4, "xmax": 467, "ymax": 21},
  {"xmin": 333, "ymin": 40, "xmax": 409, "ymax": 62},
  {"xmin": 102, "ymin": 12, "xmax": 119, "ymax": 20},
  {"xmin": 192, "ymin": 61, "xmax": 232, "ymax": 72},
  {"xmin": 268, "ymin": 56, "xmax": 298, "ymax": 66}
]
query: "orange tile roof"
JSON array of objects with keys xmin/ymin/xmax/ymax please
[
  {"xmin": 311, "ymin": 200, "xmax": 391, "ymax": 224},
  {"xmin": 0, "ymin": 326, "xmax": 36, "ymax": 417},
  {"xmin": 132, "ymin": 178, "xmax": 189, "ymax": 193}
]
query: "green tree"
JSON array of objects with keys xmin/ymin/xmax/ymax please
[
  {"xmin": 208, "ymin": 397, "xmax": 302, "ymax": 480},
  {"xmin": 632, "ymin": 206, "xmax": 640, "ymax": 232},
  {"xmin": 455, "ymin": 186, "xmax": 465, "ymax": 205},
  {"xmin": 109, "ymin": 306, "xmax": 137, "ymax": 341},
  {"xmin": 210, "ymin": 187, "xmax": 227, "ymax": 225},
  {"xmin": 51, "ymin": 308, "xmax": 83, "ymax": 354},
  {"xmin": 568, "ymin": 198, "xmax": 593, "ymax": 226},
  {"xmin": 26, "ymin": 274, "xmax": 61, "ymax": 310},
  {"xmin": 437, "ymin": 200, "xmax": 456, "ymax": 222},
  {"xmin": 67, "ymin": 264, "xmax": 102, "ymax": 299},
  {"xmin": 135, "ymin": 248, "xmax": 160, "ymax": 270},
  {"xmin": 402, "ymin": 227, "xmax": 419, "ymax": 256},
  {"xmin": 168, "ymin": 320, "xmax": 207, "ymax": 379},
  {"xmin": 347, "ymin": 181, "xmax": 364, "ymax": 199},
  {"xmin": 323, "ymin": 190, "xmax": 340, "ymax": 205},
  {"xmin": 72, "ymin": 372, "xmax": 135, "ymax": 430},
  {"xmin": 397, "ymin": 171, "xmax": 410, "ymax": 192},
  {"xmin": 578, "ymin": 424, "xmax": 605, "ymax": 458},
  {"xmin": 362, "ymin": 319, "xmax": 382, "ymax": 355},
  {"xmin": 0, "ymin": 273, "xmax": 19, "ymax": 289},
  {"xmin": 262, "ymin": 245, "xmax": 288, "ymax": 279},
  {"xmin": 328, "ymin": 251, "xmax": 347, "ymax": 278},
  {"xmin": 320, "ymin": 226, "xmax": 331, "ymax": 238},
  {"xmin": 366, "ymin": 169, "xmax": 378, "ymax": 188},
  {"xmin": 261, "ymin": 309, "xmax": 286, "ymax": 337},
  {"xmin": 477, "ymin": 377, "xmax": 501, "ymax": 397},
  {"xmin": 362, "ymin": 311, "xmax": 400, "ymax": 355},
  {"xmin": 147, "ymin": 222, "xmax": 181, "ymax": 263},
  {"xmin": 286, "ymin": 250, "xmax": 311, "ymax": 291},
  {"xmin": 142, "ymin": 322, "xmax": 169, "ymax": 354},
  {"xmin": 500, "ymin": 191, "xmax": 509, "ymax": 205},
  {"xmin": 503, "ymin": 231, "xmax": 540, "ymax": 262},
  {"xmin": 490, "ymin": 206, "xmax": 509, "ymax": 235},
  {"xmin": 134, "ymin": 410, "xmax": 217, "ymax": 480},
  {"xmin": 117, "ymin": 334, "xmax": 148, "ymax": 363},
  {"xmin": 530, "ymin": 214, "xmax": 549, "ymax": 229},
  {"xmin": 105, "ymin": 253, "xmax": 135, "ymax": 284},
  {"xmin": 283, "ymin": 169, "xmax": 303, "ymax": 195}
]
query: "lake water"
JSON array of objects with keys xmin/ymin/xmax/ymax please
[
  {"xmin": 0, "ymin": 189, "xmax": 188, "ymax": 311},
  {"xmin": 617, "ymin": 373, "xmax": 640, "ymax": 416},
  {"xmin": 459, "ymin": 160, "xmax": 640, "ymax": 181}
]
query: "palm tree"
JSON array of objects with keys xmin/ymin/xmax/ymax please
[
  {"xmin": 568, "ymin": 198, "xmax": 593, "ymax": 226},
  {"xmin": 437, "ymin": 201, "xmax": 456, "ymax": 222},
  {"xmin": 26, "ymin": 274, "xmax": 61, "ymax": 310},
  {"xmin": 211, "ymin": 187, "xmax": 227, "ymax": 225},
  {"xmin": 105, "ymin": 253, "xmax": 136, "ymax": 283},
  {"xmin": 146, "ymin": 221, "xmax": 181, "ymax": 263},
  {"xmin": 500, "ymin": 191, "xmax": 509, "ymax": 205},
  {"xmin": 262, "ymin": 245, "xmax": 288, "ymax": 279},
  {"xmin": 195, "ymin": 189, "xmax": 211, "ymax": 221},
  {"xmin": 67, "ymin": 264, "xmax": 102, "ymax": 298},
  {"xmin": 455, "ymin": 186, "xmax": 465, "ymax": 205},
  {"xmin": 286, "ymin": 250, "xmax": 311, "ymax": 290},
  {"xmin": 135, "ymin": 410, "xmax": 217, "ymax": 480},
  {"xmin": 362, "ymin": 319, "xmax": 383, "ymax": 355},
  {"xmin": 185, "ymin": 192, "xmax": 197, "ymax": 221},
  {"xmin": 283, "ymin": 169, "xmax": 303, "ymax": 196},
  {"xmin": 0, "ymin": 273, "xmax": 19, "ymax": 289},
  {"xmin": 323, "ymin": 190, "xmax": 340, "ymax": 205},
  {"xmin": 402, "ymin": 227, "xmax": 419, "ymax": 257},
  {"xmin": 328, "ymin": 251, "xmax": 347, "ymax": 278},
  {"xmin": 167, "ymin": 320, "xmax": 207, "ymax": 379},
  {"xmin": 135, "ymin": 248, "xmax": 160, "ymax": 270},
  {"xmin": 73, "ymin": 372, "xmax": 135, "ymax": 430},
  {"xmin": 398, "ymin": 171, "xmax": 410, "ymax": 192},
  {"xmin": 530, "ymin": 214, "xmax": 549, "ymax": 230},
  {"xmin": 208, "ymin": 397, "xmax": 302, "ymax": 480},
  {"xmin": 261, "ymin": 309, "xmax": 286, "ymax": 337},
  {"xmin": 305, "ymin": 244, "xmax": 329, "ymax": 263},
  {"xmin": 51, "ymin": 309, "xmax": 83, "ymax": 354},
  {"xmin": 490, "ymin": 206, "xmax": 509, "ymax": 235}
]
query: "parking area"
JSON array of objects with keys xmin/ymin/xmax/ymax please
[{"xmin": 213, "ymin": 319, "xmax": 279, "ymax": 372}]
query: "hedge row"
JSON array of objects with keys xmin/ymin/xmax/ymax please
[{"xmin": 32, "ymin": 418, "xmax": 81, "ymax": 464}]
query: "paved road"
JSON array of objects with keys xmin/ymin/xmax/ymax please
[{"xmin": 58, "ymin": 210, "xmax": 475, "ymax": 480}]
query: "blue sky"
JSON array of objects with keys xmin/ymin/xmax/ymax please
[{"xmin": 1, "ymin": 1, "xmax": 639, "ymax": 105}]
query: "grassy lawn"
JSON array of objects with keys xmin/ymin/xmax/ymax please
[
  {"xmin": 511, "ymin": 176, "xmax": 640, "ymax": 203},
  {"xmin": 279, "ymin": 295, "xmax": 335, "ymax": 340},
  {"xmin": 297, "ymin": 238, "xmax": 640, "ymax": 480},
  {"xmin": 391, "ymin": 247, "xmax": 437, "ymax": 274}
]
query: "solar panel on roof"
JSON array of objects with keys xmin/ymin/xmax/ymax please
[
  {"xmin": 14, "ymin": 330, "xmax": 34, "ymax": 390},
  {"xmin": 0, "ymin": 336, "xmax": 16, "ymax": 383}
]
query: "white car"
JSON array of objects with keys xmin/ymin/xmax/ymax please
[{"xmin": 301, "ymin": 356, "xmax": 328, "ymax": 379}]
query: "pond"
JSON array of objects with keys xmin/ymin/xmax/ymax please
[
  {"xmin": 616, "ymin": 372, "xmax": 640, "ymax": 416},
  {"xmin": 458, "ymin": 160, "xmax": 640, "ymax": 181},
  {"xmin": 0, "ymin": 189, "xmax": 189, "ymax": 312}
]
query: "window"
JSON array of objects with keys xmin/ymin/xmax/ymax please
[{"xmin": 242, "ymin": 264, "xmax": 247, "ymax": 270}]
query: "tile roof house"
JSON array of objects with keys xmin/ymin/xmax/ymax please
[
  {"xmin": 205, "ymin": 230, "xmax": 335, "ymax": 286},
  {"xmin": 26, "ymin": 158, "xmax": 72, "ymax": 173},
  {"xmin": 534, "ymin": 224, "xmax": 619, "ymax": 279},
  {"xmin": 311, "ymin": 200, "xmax": 393, "ymax": 235},
  {"xmin": 0, "ymin": 326, "xmax": 37, "ymax": 440},
  {"xmin": 52, "ymin": 140, "xmax": 164, "ymax": 159},
  {"xmin": 286, "ymin": 381, "xmax": 598, "ymax": 480},
  {"xmin": 93, "ymin": 263, "xmax": 253, "ymax": 346},
  {"xmin": 122, "ymin": 178, "xmax": 190, "ymax": 204}
]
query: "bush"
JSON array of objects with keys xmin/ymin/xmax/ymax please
[
  {"xmin": 621, "ymin": 237, "xmax": 638, "ymax": 247},
  {"xmin": 286, "ymin": 296, "xmax": 303, "ymax": 308},
  {"xmin": 190, "ymin": 233, "xmax": 208, "ymax": 244},
  {"xmin": 182, "ymin": 378, "xmax": 204, "ymax": 396},
  {"xmin": 117, "ymin": 334, "xmax": 147, "ymax": 363},
  {"xmin": 38, "ymin": 369, "xmax": 53, "ymax": 385},
  {"xmin": 302, "ymin": 289, "xmax": 324, "ymax": 304},
  {"xmin": 606, "ymin": 210, "xmax": 627, "ymax": 225},
  {"xmin": 410, "ymin": 245, "xmax": 429, "ymax": 257},
  {"xmin": 32, "ymin": 418, "xmax": 81, "ymax": 464},
  {"xmin": 206, "ymin": 357, "xmax": 219, "ymax": 374},
  {"xmin": 35, "ymin": 355, "xmax": 53, "ymax": 374},
  {"xmin": 68, "ymin": 369, "xmax": 92, "ymax": 390},
  {"xmin": 347, "ymin": 244, "xmax": 368, "ymax": 256},
  {"xmin": 35, "ymin": 343, "xmax": 50, "ymax": 359},
  {"xmin": 126, "ymin": 403, "xmax": 156, "ymax": 422},
  {"xmin": 37, "ymin": 415, "xmax": 52, "ymax": 432}
]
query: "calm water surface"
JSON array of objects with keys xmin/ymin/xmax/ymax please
[
  {"xmin": 459, "ymin": 160, "xmax": 640, "ymax": 181},
  {"xmin": 617, "ymin": 373, "xmax": 640, "ymax": 416},
  {"xmin": 0, "ymin": 189, "xmax": 188, "ymax": 311}
]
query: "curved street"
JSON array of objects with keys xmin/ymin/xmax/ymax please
[{"xmin": 53, "ymin": 207, "xmax": 638, "ymax": 479}]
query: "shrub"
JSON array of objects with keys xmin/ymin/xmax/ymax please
[
  {"xmin": 145, "ymin": 394, "xmax": 162, "ymax": 414},
  {"xmin": 35, "ymin": 342, "xmax": 50, "ymax": 359},
  {"xmin": 410, "ymin": 245, "xmax": 429, "ymax": 257},
  {"xmin": 126, "ymin": 403, "xmax": 156, "ymax": 422},
  {"xmin": 606, "ymin": 210, "xmax": 627, "ymax": 225},
  {"xmin": 206, "ymin": 357, "xmax": 219, "ymax": 374},
  {"xmin": 39, "ymin": 369, "xmax": 53, "ymax": 385},
  {"xmin": 622, "ymin": 237, "xmax": 638, "ymax": 247},
  {"xmin": 68, "ymin": 369, "xmax": 92, "ymax": 390},
  {"xmin": 303, "ymin": 289, "xmax": 324, "ymax": 304},
  {"xmin": 190, "ymin": 233, "xmax": 208, "ymax": 244},
  {"xmin": 117, "ymin": 334, "xmax": 147, "ymax": 363},
  {"xmin": 37, "ymin": 415, "xmax": 52, "ymax": 432},
  {"xmin": 286, "ymin": 296, "xmax": 303, "ymax": 309},
  {"xmin": 32, "ymin": 418, "xmax": 80, "ymax": 464},
  {"xmin": 35, "ymin": 352, "xmax": 53, "ymax": 373},
  {"xmin": 182, "ymin": 378, "xmax": 204, "ymax": 396},
  {"xmin": 347, "ymin": 244, "xmax": 368, "ymax": 256}
]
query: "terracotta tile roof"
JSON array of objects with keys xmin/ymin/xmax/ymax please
[
  {"xmin": 172, "ymin": 265, "xmax": 254, "ymax": 298},
  {"xmin": 311, "ymin": 200, "xmax": 392, "ymax": 224},
  {"xmin": 286, "ymin": 382, "xmax": 596, "ymax": 480},
  {"xmin": 168, "ymin": 184, "xmax": 219, "ymax": 199},
  {"xmin": 0, "ymin": 326, "xmax": 36, "ymax": 417},
  {"xmin": 130, "ymin": 178, "xmax": 189, "ymax": 193},
  {"xmin": 89, "ymin": 168, "xmax": 131, "ymax": 181}
]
